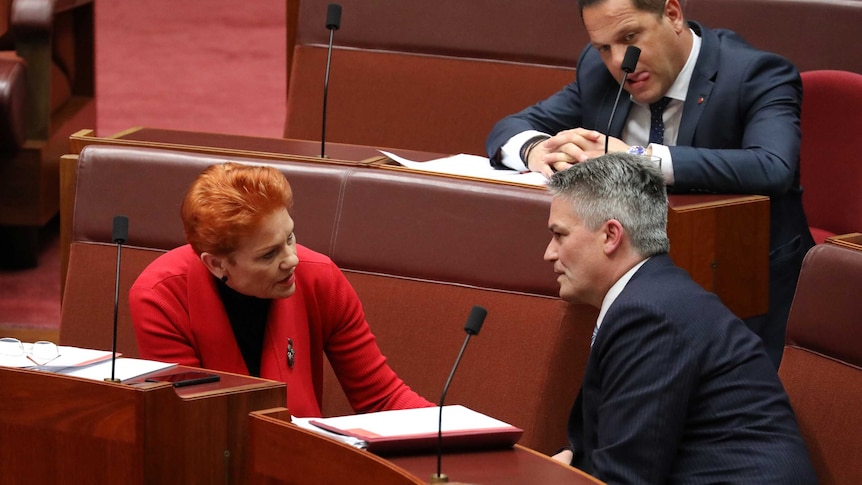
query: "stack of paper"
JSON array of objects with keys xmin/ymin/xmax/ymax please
[
  {"xmin": 307, "ymin": 405, "xmax": 523, "ymax": 455},
  {"xmin": 0, "ymin": 344, "xmax": 115, "ymax": 370},
  {"xmin": 59, "ymin": 357, "xmax": 176, "ymax": 382},
  {"xmin": 0, "ymin": 342, "xmax": 175, "ymax": 382},
  {"xmin": 381, "ymin": 150, "xmax": 548, "ymax": 187}
]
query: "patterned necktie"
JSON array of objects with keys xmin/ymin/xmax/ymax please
[
  {"xmin": 648, "ymin": 97, "xmax": 672, "ymax": 145},
  {"xmin": 591, "ymin": 325, "xmax": 598, "ymax": 347}
]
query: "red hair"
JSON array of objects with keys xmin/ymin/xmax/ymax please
[{"xmin": 181, "ymin": 162, "xmax": 293, "ymax": 256}]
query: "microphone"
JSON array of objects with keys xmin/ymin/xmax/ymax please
[
  {"xmin": 431, "ymin": 305, "xmax": 488, "ymax": 484},
  {"xmin": 320, "ymin": 3, "xmax": 342, "ymax": 158},
  {"xmin": 604, "ymin": 45, "xmax": 641, "ymax": 154},
  {"xmin": 104, "ymin": 215, "xmax": 128, "ymax": 383}
]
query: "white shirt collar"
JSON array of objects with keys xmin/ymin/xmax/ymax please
[{"xmin": 595, "ymin": 257, "xmax": 650, "ymax": 332}]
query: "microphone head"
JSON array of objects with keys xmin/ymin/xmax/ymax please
[
  {"xmin": 621, "ymin": 46, "xmax": 641, "ymax": 73},
  {"xmin": 464, "ymin": 306, "xmax": 487, "ymax": 336},
  {"xmin": 325, "ymin": 3, "xmax": 342, "ymax": 30},
  {"xmin": 112, "ymin": 215, "xmax": 129, "ymax": 244}
]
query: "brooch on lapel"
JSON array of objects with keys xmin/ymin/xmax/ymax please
[{"xmin": 287, "ymin": 337, "xmax": 295, "ymax": 369}]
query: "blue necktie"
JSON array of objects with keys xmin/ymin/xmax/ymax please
[
  {"xmin": 591, "ymin": 325, "xmax": 598, "ymax": 347},
  {"xmin": 649, "ymin": 97, "xmax": 672, "ymax": 145}
]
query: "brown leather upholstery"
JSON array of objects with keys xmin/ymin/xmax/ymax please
[
  {"xmin": 333, "ymin": 169, "xmax": 555, "ymax": 294},
  {"xmin": 68, "ymin": 147, "xmax": 347, "ymax": 254},
  {"xmin": 779, "ymin": 243, "xmax": 862, "ymax": 484},
  {"xmin": 61, "ymin": 144, "xmax": 593, "ymax": 455},
  {"xmin": 283, "ymin": 0, "xmax": 862, "ymax": 157},
  {"xmin": 798, "ymin": 70, "xmax": 862, "ymax": 244},
  {"xmin": 0, "ymin": 0, "xmax": 95, "ymax": 268}
]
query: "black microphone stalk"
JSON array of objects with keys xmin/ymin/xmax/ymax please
[
  {"xmin": 105, "ymin": 215, "xmax": 128, "ymax": 383},
  {"xmin": 604, "ymin": 46, "xmax": 641, "ymax": 154},
  {"xmin": 431, "ymin": 305, "xmax": 487, "ymax": 484},
  {"xmin": 321, "ymin": 3, "xmax": 342, "ymax": 158}
]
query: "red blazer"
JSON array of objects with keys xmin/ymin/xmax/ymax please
[{"xmin": 129, "ymin": 244, "xmax": 432, "ymax": 416}]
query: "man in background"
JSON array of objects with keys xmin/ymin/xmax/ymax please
[{"xmin": 487, "ymin": 0, "xmax": 814, "ymax": 367}]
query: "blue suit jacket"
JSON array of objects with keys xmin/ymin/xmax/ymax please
[
  {"xmin": 488, "ymin": 22, "xmax": 814, "ymax": 364},
  {"xmin": 568, "ymin": 254, "xmax": 815, "ymax": 483}
]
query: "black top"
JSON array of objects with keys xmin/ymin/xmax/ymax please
[{"xmin": 216, "ymin": 277, "xmax": 271, "ymax": 377}]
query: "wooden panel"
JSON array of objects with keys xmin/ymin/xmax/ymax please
[
  {"xmin": 826, "ymin": 232, "xmax": 862, "ymax": 251},
  {"xmin": 0, "ymin": 365, "xmax": 286, "ymax": 485},
  {"xmin": 249, "ymin": 408, "xmax": 425, "ymax": 485},
  {"xmin": 667, "ymin": 195, "xmax": 770, "ymax": 319},
  {"xmin": 391, "ymin": 446, "xmax": 605, "ymax": 485},
  {"xmin": 1, "ymin": 367, "xmax": 147, "ymax": 484}
]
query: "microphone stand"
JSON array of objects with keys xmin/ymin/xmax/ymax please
[
  {"xmin": 105, "ymin": 215, "xmax": 128, "ymax": 383},
  {"xmin": 321, "ymin": 3, "xmax": 342, "ymax": 158},
  {"xmin": 431, "ymin": 306, "xmax": 487, "ymax": 483},
  {"xmin": 605, "ymin": 46, "xmax": 641, "ymax": 154},
  {"xmin": 431, "ymin": 335, "xmax": 471, "ymax": 483}
]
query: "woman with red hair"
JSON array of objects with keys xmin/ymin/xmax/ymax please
[{"xmin": 129, "ymin": 162, "xmax": 432, "ymax": 416}]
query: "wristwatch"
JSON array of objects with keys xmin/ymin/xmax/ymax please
[{"xmin": 627, "ymin": 145, "xmax": 647, "ymax": 156}]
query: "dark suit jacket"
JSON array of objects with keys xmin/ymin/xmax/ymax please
[
  {"xmin": 488, "ymin": 22, "xmax": 814, "ymax": 365},
  {"xmin": 567, "ymin": 254, "xmax": 815, "ymax": 483}
]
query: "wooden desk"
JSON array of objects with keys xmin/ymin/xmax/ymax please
[
  {"xmin": 666, "ymin": 194, "xmax": 769, "ymax": 319},
  {"xmin": 248, "ymin": 407, "xmax": 604, "ymax": 485},
  {"xmin": 0, "ymin": 365, "xmax": 285, "ymax": 485},
  {"xmin": 390, "ymin": 446, "xmax": 604, "ymax": 485},
  {"xmin": 70, "ymin": 127, "xmax": 441, "ymax": 165},
  {"xmin": 826, "ymin": 232, "xmax": 862, "ymax": 251},
  {"xmin": 62, "ymin": 127, "xmax": 768, "ymax": 318}
]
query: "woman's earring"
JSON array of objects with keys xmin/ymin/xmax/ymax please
[{"xmin": 221, "ymin": 275, "xmax": 228, "ymax": 283}]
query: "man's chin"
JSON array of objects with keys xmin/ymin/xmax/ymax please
[
  {"xmin": 558, "ymin": 286, "xmax": 588, "ymax": 306},
  {"xmin": 626, "ymin": 83, "xmax": 662, "ymax": 105}
]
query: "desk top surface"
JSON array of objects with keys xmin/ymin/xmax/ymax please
[{"xmin": 389, "ymin": 445, "xmax": 603, "ymax": 484}]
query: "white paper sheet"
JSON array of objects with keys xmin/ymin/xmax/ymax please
[
  {"xmin": 0, "ymin": 343, "xmax": 115, "ymax": 369},
  {"xmin": 58, "ymin": 357, "xmax": 177, "ymax": 382},
  {"xmin": 381, "ymin": 150, "xmax": 548, "ymax": 187},
  {"xmin": 312, "ymin": 405, "xmax": 516, "ymax": 438}
]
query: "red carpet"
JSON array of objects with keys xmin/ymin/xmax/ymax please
[
  {"xmin": 96, "ymin": 0, "xmax": 286, "ymax": 137},
  {"xmin": 0, "ymin": 1, "xmax": 286, "ymax": 336},
  {"xmin": 0, "ymin": 219, "xmax": 61, "ymax": 328}
]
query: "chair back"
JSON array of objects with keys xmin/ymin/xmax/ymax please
[
  {"xmin": 779, "ymin": 243, "xmax": 862, "ymax": 484},
  {"xmin": 283, "ymin": 0, "xmax": 578, "ymax": 156},
  {"xmin": 799, "ymin": 70, "xmax": 862, "ymax": 243}
]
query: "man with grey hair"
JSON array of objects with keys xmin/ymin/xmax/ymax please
[{"xmin": 545, "ymin": 153, "xmax": 815, "ymax": 483}]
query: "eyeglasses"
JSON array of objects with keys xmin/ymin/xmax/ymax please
[{"xmin": 0, "ymin": 337, "xmax": 61, "ymax": 366}]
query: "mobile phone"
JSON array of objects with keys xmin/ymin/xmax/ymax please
[{"xmin": 145, "ymin": 371, "xmax": 220, "ymax": 388}]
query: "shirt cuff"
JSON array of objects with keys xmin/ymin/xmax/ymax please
[
  {"xmin": 649, "ymin": 144, "xmax": 675, "ymax": 185},
  {"xmin": 500, "ymin": 130, "xmax": 551, "ymax": 172}
]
